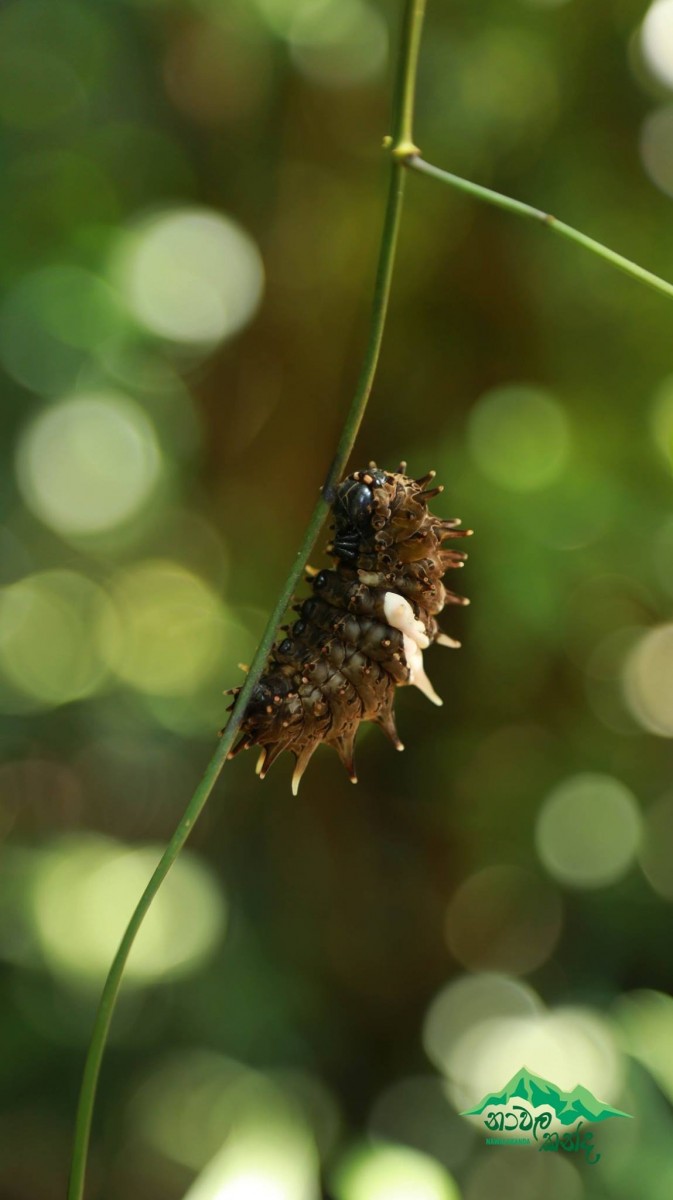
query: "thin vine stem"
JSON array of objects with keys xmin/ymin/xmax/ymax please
[
  {"xmin": 66, "ymin": 3, "xmax": 426, "ymax": 1198},
  {"xmin": 408, "ymin": 156, "xmax": 673, "ymax": 302}
]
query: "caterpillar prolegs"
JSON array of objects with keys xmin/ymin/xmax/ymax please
[{"xmin": 225, "ymin": 463, "xmax": 471, "ymax": 793}]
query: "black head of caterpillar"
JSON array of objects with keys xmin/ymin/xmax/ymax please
[
  {"xmin": 225, "ymin": 462, "xmax": 472, "ymax": 794},
  {"xmin": 331, "ymin": 469, "xmax": 388, "ymax": 561}
]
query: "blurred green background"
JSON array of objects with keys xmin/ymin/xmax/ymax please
[{"xmin": 2, "ymin": 0, "xmax": 673, "ymax": 1196}]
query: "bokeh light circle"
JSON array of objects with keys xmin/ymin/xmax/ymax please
[
  {"xmin": 638, "ymin": 794, "xmax": 673, "ymax": 899},
  {"xmin": 252, "ymin": 0, "xmax": 332, "ymax": 37},
  {"xmin": 132, "ymin": 1053, "xmax": 271, "ymax": 1171},
  {"xmin": 423, "ymin": 973, "xmax": 542, "ymax": 1083},
  {"xmin": 0, "ymin": 266, "xmax": 123, "ymax": 397},
  {"xmin": 641, "ymin": 1, "xmax": 673, "ymax": 90},
  {"xmin": 115, "ymin": 206, "xmax": 264, "ymax": 346},
  {"xmin": 368, "ymin": 1076, "xmax": 475, "ymax": 1173},
  {"xmin": 623, "ymin": 624, "xmax": 673, "ymax": 735},
  {"xmin": 332, "ymin": 1143, "xmax": 460, "ymax": 1200},
  {"xmin": 0, "ymin": 570, "xmax": 111, "ymax": 708},
  {"xmin": 614, "ymin": 989, "xmax": 673, "ymax": 1104},
  {"xmin": 30, "ymin": 265, "xmax": 122, "ymax": 350},
  {"xmin": 535, "ymin": 773, "xmax": 641, "ymax": 888},
  {"xmin": 426, "ymin": 977, "xmax": 622, "ymax": 1117},
  {"xmin": 163, "ymin": 18, "xmax": 271, "ymax": 127},
  {"xmin": 99, "ymin": 559, "xmax": 228, "ymax": 697},
  {"xmin": 30, "ymin": 834, "xmax": 226, "ymax": 988},
  {"xmin": 640, "ymin": 106, "xmax": 673, "ymax": 198},
  {"xmin": 445, "ymin": 865, "xmax": 562, "ymax": 975},
  {"xmin": 183, "ymin": 1110, "xmax": 319, "ymax": 1200},
  {"xmin": 132, "ymin": 1053, "xmax": 327, "ymax": 1199},
  {"xmin": 466, "ymin": 384, "xmax": 570, "ymax": 491},
  {"xmin": 16, "ymin": 391, "xmax": 162, "ymax": 537},
  {"xmin": 289, "ymin": 0, "xmax": 388, "ymax": 88}
]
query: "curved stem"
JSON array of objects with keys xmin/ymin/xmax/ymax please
[
  {"xmin": 67, "ymin": 3, "xmax": 426, "ymax": 1198},
  {"xmin": 408, "ymin": 156, "xmax": 673, "ymax": 302}
]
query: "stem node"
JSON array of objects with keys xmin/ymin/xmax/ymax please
[{"xmin": 391, "ymin": 140, "xmax": 421, "ymax": 162}]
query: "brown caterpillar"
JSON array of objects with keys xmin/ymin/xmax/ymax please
[{"xmin": 225, "ymin": 462, "xmax": 471, "ymax": 793}]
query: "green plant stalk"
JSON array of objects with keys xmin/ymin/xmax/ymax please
[
  {"xmin": 66, "ymin": 3, "xmax": 426, "ymax": 1198},
  {"xmin": 408, "ymin": 156, "xmax": 673, "ymax": 302}
]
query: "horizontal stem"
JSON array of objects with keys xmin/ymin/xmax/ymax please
[{"xmin": 409, "ymin": 156, "xmax": 673, "ymax": 303}]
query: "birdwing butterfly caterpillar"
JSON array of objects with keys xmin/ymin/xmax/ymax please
[{"xmin": 225, "ymin": 462, "xmax": 471, "ymax": 793}]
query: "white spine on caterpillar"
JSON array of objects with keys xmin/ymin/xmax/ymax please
[
  {"xmin": 383, "ymin": 592, "xmax": 429, "ymax": 649},
  {"xmin": 383, "ymin": 591, "xmax": 442, "ymax": 707},
  {"xmin": 402, "ymin": 634, "xmax": 443, "ymax": 706},
  {"xmin": 436, "ymin": 632, "xmax": 461, "ymax": 648}
]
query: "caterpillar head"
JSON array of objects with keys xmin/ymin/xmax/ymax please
[
  {"xmin": 332, "ymin": 465, "xmax": 442, "ymax": 560},
  {"xmin": 332, "ymin": 467, "xmax": 391, "ymax": 560}
]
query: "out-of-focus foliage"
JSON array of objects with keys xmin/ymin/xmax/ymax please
[{"xmin": 1, "ymin": 0, "xmax": 673, "ymax": 1197}]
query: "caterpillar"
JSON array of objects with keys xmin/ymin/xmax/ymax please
[{"xmin": 225, "ymin": 462, "xmax": 471, "ymax": 793}]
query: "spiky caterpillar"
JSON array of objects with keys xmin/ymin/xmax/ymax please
[{"xmin": 226, "ymin": 463, "xmax": 471, "ymax": 793}]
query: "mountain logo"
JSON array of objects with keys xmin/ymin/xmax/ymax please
[{"xmin": 461, "ymin": 1066, "xmax": 631, "ymax": 1165}]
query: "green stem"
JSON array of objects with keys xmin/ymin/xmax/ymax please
[
  {"xmin": 408, "ymin": 156, "xmax": 673, "ymax": 302},
  {"xmin": 390, "ymin": 0, "xmax": 425, "ymax": 159},
  {"xmin": 66, "ymin": 3, "xmax": 426, "ymax": 1198},
  {"xmin": 325, "ymin": 0, "xmax": 427, "ymax": 494}
]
